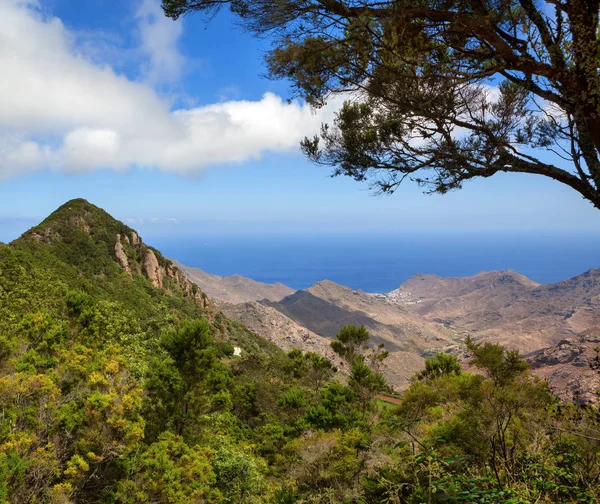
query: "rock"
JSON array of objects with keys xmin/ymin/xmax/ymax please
[
  {"xmin": 579, "ymin": 327, "xmax": 600, "ymax": 343},
  {"xmin": 131, "ymin": 232, "xmax": 140, "ymax": 247},
  {"xmin": 530, "ymin": 342, "xmax": 585, "ymax": 367},
  {"xmin": 527, "ymin": 330, "xmax": 600, "ymax": 405},
  {"xmin": 70, "ymin": 215, "xmax": 90, "ymax": 234},
  {"xmin": 143, "ymin": 249, "xmax": 163, "ymax": 288},
  {"xmin": 114, "ymin": 234, "xmax": 130, "ymax": 273}
]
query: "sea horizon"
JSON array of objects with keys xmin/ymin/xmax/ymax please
[{"xmin": 143, "ymin": 230, "xmax": 600, "ymax": 293}]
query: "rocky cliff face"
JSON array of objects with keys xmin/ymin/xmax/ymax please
[
  {"xmin": 143, "ymin": 248, "xmax": 163, "ymax": 288},
  {"xmin": 114, "ymin": 234, "xmax": 130, "ymax": 273},
  {"xmin": 112, "ymin": 232, "xmax": 209, "ymax": 309}
]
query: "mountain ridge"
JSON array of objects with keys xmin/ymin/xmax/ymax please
[
  {"xmin": 15, "ymin": 198, "xmax": 210, "ymax": 308},
  {"xmin": 176, "ymin": 254, "xmax": 600, "ymax": 394},
  {"xmin": 174, "ymin": 259, "xmax": 294, "ymax": 303},
  {"xmin": 3, "ymin": 198, "xmax": 287, "ymax": 360}
]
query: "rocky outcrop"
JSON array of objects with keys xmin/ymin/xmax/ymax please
[
  {"xmin": 136, "ymin": 249, "xmax": 210, "ymax": 309},
  {"xmin": 131, "ymin": 232, "xmax": 140, "ymax": 247},
  {"xmin": 528, "ymin": 327, "xmax": 600, "ymax": 405},
  {"xmin": 114, "ymin": 234, "xmax": 130, "ymax": 273},
  {"xmin": 70, "ymin": 215, "xmax": 91, "ymax": 234},
  {"xmin": 143, "ymin": 249, "xmax": 163, "ymax": 288},
  {"xmin": 529, "ymin": 340, "xmax": 589, "ymax": 368}
]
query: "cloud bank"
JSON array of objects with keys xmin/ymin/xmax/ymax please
[{"xmin": 0, "ymin": 0, "xmax": 339, "ymax": 180}]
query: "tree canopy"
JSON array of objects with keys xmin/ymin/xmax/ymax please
[{"xmin": 162, "ymin": 0, "xmax": 600, "ymax": 209}]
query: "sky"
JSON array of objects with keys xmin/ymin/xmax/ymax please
[{"xmin": 0, "ymin": 0, "xmax": 599, "ymax": 244}]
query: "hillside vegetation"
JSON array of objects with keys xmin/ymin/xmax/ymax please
[{"xmin": 0, "ymin": 200, "xmax": 599, "ymax": 503}]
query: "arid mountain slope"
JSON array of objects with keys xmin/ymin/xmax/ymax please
[
  {"xmin": 264, "ymin": 281, "xmax": 455, "ymax": 354},
  {"xmin": 175, "ymin": 260, "xmax": 295, "ymax": 303},
  {"xmin": 384, "ymin": 269, "xmax": 600, "ymax": 353},
  {"xmin": 527, "ymin": 327, "xmax": 600, "ymax": 404},
  {"xmin": 219, "ymin": 298, "xmax": 426, "ymax": 389},
  {"xmin": 219, "ymin": 300, "xmax": 335, "ymax": 356},
  {"xmin": 393, "ymin": 270, "xmax": 539, "ymax": 302},
  {"xmin": 180, "ymin": 259, "xmax": 600, "ymax": 394}
]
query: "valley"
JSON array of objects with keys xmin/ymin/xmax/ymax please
[{"xmin": 179, "ymin": 262, "xmax": 600, "ymax": 399}]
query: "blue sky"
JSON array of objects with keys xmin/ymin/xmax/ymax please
[{"xmin": 0, "ymin": 0, "xmax": 598, "ymax": 244}]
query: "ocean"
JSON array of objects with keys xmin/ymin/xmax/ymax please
[{"xmin": 147, "ymin": 231, "xmax": 600, "ymax": 293}]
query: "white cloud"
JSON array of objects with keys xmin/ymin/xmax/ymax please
[
  {"xmin": 149, "ymin": 217, "xmax": 180, "ymax": 224},
  {"xmin": 63, "ymin": 129, "xmax": 121, "ymax": 171},
  {"xmin": 0, "ymin": 0, "xmax": 340, "ymax": 181},
  {"xmin": 0, "ymin": 138, "xmax": 50, "ymax": 178},
  {"xmin": 124, "ymin": 217, "xmax": 180, "ymax": 225},
  {"xmin": 135, "ymin": 0, "xmax": 185, "ymax": 84}
]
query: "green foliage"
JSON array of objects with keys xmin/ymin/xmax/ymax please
[
  {"xmin": 465, "ymin": 336, "xmax": 529, "ymax": 385},
  {"xmin": 143, "ymin": 319, "xmax": 233, "ymax": 440},
  {"xmin": 277, "ymin": 387, "xmax": 306, "ymax": 410},
  {"xmin": 331, "ymin": 325, "xmax": 390, "ymax": 422},
  {"xmin": 305, "ymin": 381, "xmax": 359, "ymax": 430},
  {"xmin": 330, "ymin": 324, "xmax": 370, "ymax": 364},
  {"xmin": 285, "ymin": 349, "xmax": 336, "ymax": 391},
  {"xmin": 115, "ymin": 432, "xmax": 219, "ymax": 503},
  {"xmin": 211, "ymin": 439, "xmax": 265, "ymax": 503},
  {"xmin": 417, "ymin": 352, "xmax": 462, "ymax": 381}
]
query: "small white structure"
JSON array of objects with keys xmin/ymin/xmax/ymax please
[{"xmin": 233, "ymin": 347, "xmax": 242, "ymax": 358}]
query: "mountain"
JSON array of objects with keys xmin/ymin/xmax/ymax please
[
  {"xmin": 18, "ymin": 198, "xmax": 207, "ymax": 303},
  {"xmin": 381, "ymin": 269, "xmax": 600, "ymax": 353},
  {"xmin": 264, "ymin": 280, "xmax": 455, "ymax": 353},
  {"xmin": 184, "ymin": 267, "xmax": 600, "ymax": 393},
  {"xmin": 5, "ymin": 198, "xmax": 279, "ymax": 358},
  {"xmin": 174, "ymin": 260, "xmax": 294, "ymax": 303},
  {"xmin": 388, "ymin": 270, "xmax": 539, "ymax": 302}
]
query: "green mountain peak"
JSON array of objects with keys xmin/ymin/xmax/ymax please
[
  {"xmin": 1, "ymin": 197, "xmax": 277, "ymax": 359},
  {"xmin": 9, "ymin": 199, "xmax": 210, "ymax": 312},
  {"xmin": 18, "ymin": 198, "xmax": 136, "ymax": 246}
]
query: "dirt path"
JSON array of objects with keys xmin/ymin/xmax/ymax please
[{"xmin": 376, "ymin": 394, "xmax": 402, "ymax": 405}]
